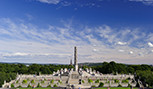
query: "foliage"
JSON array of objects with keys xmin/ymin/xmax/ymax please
[
  {"xmin": 98, "ymin": 82, "xmax": 104, "ymax": 87},
  {"xmin": 37, "ymin": 83, "xmax": 41, "ymax": 87},
  {"xmin": 122, "ymin": 79, "xmax": 129, "ymax": 83},
  {"xmin": 82, "ymin": 80, "xmax": 85, "ymax": 83},
  {"xmin": 88, "ymin": 79, "xmax": 93, "ymax": 84},
  {"xmin": 128, "ymin": 83, "xmax": 131, "ymax": 87},
  {"xmin": 0, "ymin": 61, "xmax": 153, "ymax": 87},
  {"xmin": 114, "ymin": 79, "xmax": 119, "ymax": 83},
  {"xmin": 92, "ymin": 85, "xmax": 96, "ymax": 87},
  {"xmin": 16, "ymin": 80, "xmax": 19, "ymax": 83},
  {"xmin": 18, "ymin": 85, "xmax": 22, "ymax": 88},
  {"xmin": 58, "ymin": 80, "xmax": 62, "ymax": 84},
  {"xmin": 95, "ymin": 79, "xmax": 100, "ymax": 83},
  {"xmin": 22, "ymin": 79, "xmax": 27, "ymax": 83},
  {"xmin": 107, "ymin": 81, "xmax": 110, "ymax": 83},
  {"xmin": 27, "ymin": 84, "xmax": 31, "ymax": 88},
  {"xmin": 0, "ymin": 72, "xmax": 16, "ymax": 87},
  {"xmin": 11, "ymin": 83, "xmax": 14, "ymax": 88},
  {"xmin": 53, "ymin": 84, "xmax": 57, "ymax": 87},
  {"xmin": 50, "ymin": 79, "xmax": 54, "ymax": 84},
  {"xmin": 41, "ymin": 80, "xmax": 44, "ymax": 83},
  {"xmin": 47, "ymin": 84, "xmax": 51, "ymax": 87},
  {"xmin": 31, "ymin": 80, "xmax": 35, "ymax": 83},
  {"xmin": 118, "ymin": 84, "xmax": 122, "ymax": 87},
  {"xmin": 136, "ymin": 70, "xmax": 153, "ymax": 87}
]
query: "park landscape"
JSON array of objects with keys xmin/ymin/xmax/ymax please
[{"xmin": 0, "ymin": 0, "xmax": 153, "ymax": 89}]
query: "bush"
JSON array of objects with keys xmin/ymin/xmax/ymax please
[
  {"xmin": 22, "ymin": 80, "xmax": 27, "ymax": 83},
  {"xmin": 128, "ymin": 83, "xmax": 131, "ymax": 87},
  {"xmin": 58, "ymin": 80, "xmax": 62, "ymax": 84},
  {"xmin": 53, "ymin": 84, "xmax": 57, "ymax": 87},
  {"xmin": 18, "ymin": 85, "xmax": 22, "ymax": 88},
  {"xmin": 114, "ymin": 79, "xmax": 119, "ymax": 83},
  {"xmin": 118, "ymin": 84, "xmax": 122, "ymax": 87},
  {"xmin": 11, "ymin": 84, "xmax": 14, "ymax": 88},
  {"xmin": 98, "ymin": 82, "xmax": 104, "ymax": 87},
  {"xmin": 27, "ymin": 84, "xmax": 31, "ymax": 88},
  {"xmin": 31, "ymin": 80, "xmax": 35, "ymax": 83},
  {"xmin": 41, "ymin": 80, "xmax": 44, "ymax": 83},
  {"xmin": 37, "ymin": 83, "xmax": 41, "ymax": 87},
  {"xmin": 95, "ymin": 79, "xmax": 100, "ymax": 83},
  {"xmin": 47, "ymin": 84, "xmax": 51, "ymax": 87},
  {"xmin": 122, "ymin": 79, "xmax": 129, "ymax": 83},
  {"xmin": 16, "ymin": 80, "xmax": 19, "ymax": 83},
  {"xmin": 50, "ymin": 79, "xmax": 54, "ymax": 84},
  {"xmin": 92, "ymin": 85, "xmax": 96, "ymax": 87},
  {"xmin": 82, "ymin": 80, "xmax": 85, "ymax": 83},
  {"xmin": 88, "ymin": 79, "xmax": 93, "ymax": 84}
]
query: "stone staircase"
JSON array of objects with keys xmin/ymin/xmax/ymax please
[{"xmin": 68, "ymin": 79, "xmax": 79, "ymax": 85}]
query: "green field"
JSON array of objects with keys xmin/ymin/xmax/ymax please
[
  {"xmin": 96, "ymin": 87, "xmax": 138, "ymax": 89},
  {"xmin": 16, "ymin": 88, "xmax": 54, "ymax": 89},
  {"xmin": 16, "ymin": 87, "xmax": 139, "ymax": 89}
]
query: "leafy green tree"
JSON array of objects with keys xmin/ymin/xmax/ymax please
[
  {"xmin": 98, "ymin": 82, "xmax": 104, "ymax": 87},
  {"xmin": 11, "ymin": 83, "xmax": 14, "ymax": 88},
  {"xmin": 114, "ymin": 79, "xmax": 119, "ymax": 83},
  {"xmin": 88, "ymin": 79, "xmax": 93, "ymax": 84},
  {"xmin": 118, "ymin": 84, "xmax": 122, "ymax": 87},
  {"xmin": 82, "ymin": 80, "xmax": 85, "ymax": 83},
  {"xmin": 47, "ymin": 84, "xmax": 51, "ymax": 87},
  {"xmin": 27, "ymin": 84, "xmax": 31, "ymax": 88},
  {"xmin": 122, "ymin": 79, "xmax": 129, "ymax": 83},
  {"xmin": 50, "ymin": 79, "xmax": 54, "ymax": 84},
  {"xmin": 41, "ymin": 80, "xmax": 44, "ymax": 83},
  {"xmin": 37, "ymin": 83, "xmax": 41, "ymax": 87},
  {"xmin": 95, "ymin": 79, "xmax": 100, "ymax": 83},
  {"xmin": 22, "ymin": 79, "xmax": 27, "ymax": 83},
  {"xmin": 53, "ymin": 84, "xmax": 57, "ymax": 87},
  {"xmin": 31, "ymin": 80, "xmax": 35, "ymax": 83}
]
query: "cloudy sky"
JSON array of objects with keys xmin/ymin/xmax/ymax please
[{"xmin": 0, "ymin": 0, "xmax": 153, "ymax": 64}]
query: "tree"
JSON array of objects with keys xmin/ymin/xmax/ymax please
[
  {"xmin": 82, "ymin": 80, "xmax": 85, "ymax": 83},
  {"xmin": 98, "ymin": 82, "xmax": 104, "ymax": 87},
  {"xmin": 31, "ymin": 80, "xmax": 35, "ymax": 83},
  {"xmin": 53, "ymin": 84, "xmax": 57, "ymax": 87},
  {"xmin": 27, "ymin": 84, "xmax": 31, "ymax": 88},
  {"xmin": 22, "ymin": 80, "xmax": 27, "ymax": 84},
  {"xmin": 11, "ymin": 84, "xmax": 14, "ymax": 88},
  {"xmin": 88, "ymin": 79, "xmax": 93, "ymax": 84},
  {"xmin": 50, "ymin": 79, "xmax": 54, "ymax": 84},
  {"xmin": 37, "ymin": 83, "xmax": 41, "ymax": 87},
  {"xmin": 95, "ymin": 79, "xmax": 100, "ymax": 83}
]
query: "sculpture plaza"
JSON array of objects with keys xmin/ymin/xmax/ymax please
[{"xmin": 2, "ymin": 47, "xmax": 140, "ymax": 88}]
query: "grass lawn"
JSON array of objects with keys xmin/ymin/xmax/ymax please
[
  {"xmin": 16, "ymin": 88, "xmax": 54, "ymax": 89},
  {"xmin": 96, "ymin": 87, "xmax": 138, "ymax": 89}
]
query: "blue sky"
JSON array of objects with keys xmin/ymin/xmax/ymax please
[{"xmin": 0, "ymin": 0, "xmax": 153, "ymax": 64}]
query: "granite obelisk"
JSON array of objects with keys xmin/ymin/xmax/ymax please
[{"xmin": 74, "ymin": 46, "xmax": 78, "ymax": 71}]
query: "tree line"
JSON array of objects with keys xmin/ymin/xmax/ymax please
[
  {"xmin": 0, "ymin": 63, "xmax": 73, "ymax": 87},
  {"xmin": 0, "ymin": 61, "xmax": 153, "ymax": 87},
  {"xmin": 91, "ymin": 61, "xmax": 153, "ymax": 87}
]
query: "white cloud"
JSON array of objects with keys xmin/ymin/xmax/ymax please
[
  {"xmin": 129, "ymin": 51, "xmax": 133, "ymax": 54},
  {"xmin": 117, "ymin": 41, "xmax": 127, "ymax": 45},
  {"xmin": 129, "ymin": 0, "xmax": 153, "ymax": 5},
  {"xmin": 37, "ymin": 0, "xmax": 61, "ymax": 4},
  {"xmin": 148, "ymin": 42, "xmax": 153, "ymax": 47},
  {"xmin": 0, "ymin": 18, "xmax": 153, "ymax": 64},
  {"xmin": 93, "ymin": 48, "xmax": 98, "ymax": 52},
  {"xmin": 118, "ymin": 50, "xmax": 125, "ymax": 52}
]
